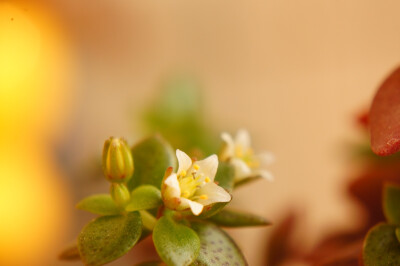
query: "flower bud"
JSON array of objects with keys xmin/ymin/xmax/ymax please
[
  {"xmin": 102, "ymin": 137, "xmax": 134, "ymax": 183},
  {"xmin": 110, "ymin": 183, "xmax": 130, "ymax": 207}
]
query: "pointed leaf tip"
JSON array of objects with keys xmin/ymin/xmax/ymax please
[{"xmin": 370, "ymin": 66, "xmax": 400, "ymax": 156}]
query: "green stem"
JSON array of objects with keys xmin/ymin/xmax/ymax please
[{"xmin": 139, "ymin": 210, "xmax": 157, "ymax": 231}]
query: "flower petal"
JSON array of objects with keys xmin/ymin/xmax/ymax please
[
  {"xmin": 164, "ymin": 173, "xmax": 181, "ymax": 198},
  {"xmin": 231, "ymin": 158, "xmax": 252, "ymax": 179},
  {"xmin": 220, "ymin": 132, "xmax": 235, "ymax": 160},
  {"xmin": 196, "ymin": 154, "xmax": 218, "ymax": 181},
  {"xmin": 176, "ymin": 149, "xmax": 192, "ymax": 175},
  {"xmin": 257, "ymin": 152, "xmax": 275, "ymax": 165},
  {"xmin": 195, "ymin": 182, "xmax": 231, "ymax": 206},
  {"xmin": 235, "ymin": 129, "xmax": 251, "ymax": 150},
  {"xmin": 256, "ymin": 170, "xmax": 274, "ymax": 182},
  {"xmin": 180, "ymin": 198, "xmax": 204, "ymax": 215}
]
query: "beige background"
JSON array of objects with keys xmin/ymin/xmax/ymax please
[{"xmin": 4, "ymin": 1, "xmax": 400, "ymax": 265}]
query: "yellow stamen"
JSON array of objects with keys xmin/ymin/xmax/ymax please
[
  {"xmin": 193, "ymin": 164, "xmax": 200, "ymax": 170},
  {"xmin": 205, "ymin": 177, "xmax": 210, "ymax": 183},
  {"xmin": 199, "ymin": 195, "xmax": 208, "ymax": 200},
  {"xmin": 182, "ymin": 191, "xmax": 190, "ymax": 197},
  {"xmin": 180, "ymin": 170, "xmax": 187, "ymax": 177},
  {"xmin": 235, "ymin": 146, "xmax": 243, "ymax": 157}
]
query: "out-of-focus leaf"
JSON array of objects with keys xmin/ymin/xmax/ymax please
[
  {"xmin": 78, "ymin": 212, "xmax": 142, "ymax": 266},
  {"xmin": 384, "ymin": 183, "xmax": 400, "ymax": 224},
  {"xmin": 142, "ymin": 76, "xmax": 219, "ymax": 156},
  {"xmin": 265, "ymin": 212, "xmax": 298, "ymax": 266},
  {"xmin": 153, "ymin": 216, "xmax": 200, "ymax": 266},
  {"xmin": 126, "ymin": 185, "xmax": 162, "ymax": 212},
  {"xmin": 190, "ymin": 222, "xmax": 247, "ymax": 266},
  {"xmin": 76, "ymin": 194, "xmax": 120, "ymax": 215},
  {"xmin": 363, "ymin": 223, "xmax": 400, "ymax": 266},
  {"xmin": 214, "ymin": 161, "xmax": 235, "ymax": 192},
  {"xmin": 306, "ymin": 233, "xmax": 363, "ymax": 266},
  {"xmin": 58, "ymin": 244, "xmax": 80, "ymax": 261},
  {"xmin": 396, "ymin": 227, "xmax": 400, "ymax": 243},
  {"xmin": 128, "ymin": 135, "xmax": 176, "ymax": 191},
  {"xmin": 370, "ymin": 66, "xmax": 400, "ymax": 156},
  {"xmin": 348, "ymin": 164, "xmax": 400, "ymax": 228},
  {"xmin": 208, "ymin": 209, "xmax": 270, "ymax": 227}
]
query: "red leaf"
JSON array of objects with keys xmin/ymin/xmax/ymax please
[{"xmin": 370, "ymin": 66, "xmax": 400, "ymax": 156}]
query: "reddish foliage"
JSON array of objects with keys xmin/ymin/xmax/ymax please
[
  {"xmin": 264, "ymin": 212, "xmax": 300, "ymax": 266},
  {"xmin": 356, "ymin": 109, "xmax": 369, "ymax": 130},
  {"xmin": 370, "ymin": 66, "xmax": 400, "ymax": 156}
]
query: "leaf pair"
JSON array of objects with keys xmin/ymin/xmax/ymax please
[
  {"xmin": 76, "ymin": 185, "xmax": 162, "ymax": 215},
  {"xmin": 363, "ymin": 184, "xmax": 400, "ymax": 265},
  {"xmin": 152, "ymin": 215, "xmax": 247, "ymax": 266}
]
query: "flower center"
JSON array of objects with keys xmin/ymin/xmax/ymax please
[
  {"xmin": 235, "ymin": 146, "xmax": 260, "ymax": 168},
  {"xmin": 178, "ymin": 164, "xmax": 209, "ymax": 199}
]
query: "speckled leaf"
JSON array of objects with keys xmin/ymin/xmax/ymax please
[
  {"xmin": 363, "ymin": 223, "xmax": 400, "ymax": 266},
  {"xmin": 128, "ymin": 135, "xmax": 176, "ymax": 190},
  {"xmin": 384, "ymin": 184, "xmax": 400, "ymax": 224},
  {"xmin": 214, "ymin": 162, "xmax": 235, "ymax": 192},
  {"xmin": 370, "ymin": 66, "xmax": 400, "ymax": 156},
  {"xmin": 191, "ymin": 222, "xmax": 247, "ymax": 266},
  {"xmin": 78, "ymin": 212, "xmax": 142, "ymax": 266},
  {"xmin": 208, "ymin": 209, "xmax": 270, "ymax": 227},
  {"xmin": 58, "ymin": 244, "xmax": 80, "ymax": 261},
  {"xmin": 125, "ymin": 185, "xmax": 162, "ymax": 212},
  {"xmin": 76, "ymin": 194, "xmax": 120, "ymax": 215},
  {"xmin": 153, "ymin": 216, "xmax": 200, "ymax": 266}
]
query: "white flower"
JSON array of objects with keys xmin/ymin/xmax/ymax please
[
  {"xmin": 161, "ymin": 149, "xmax": 231, "ymax": 216},
  {"xmin": 220, "ymin": 129, "xmax": 274, "ymax": 182}
]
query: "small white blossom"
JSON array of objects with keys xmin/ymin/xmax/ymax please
[
  {"xmin": 220, "ymin": 129, "xmax": 274, "ymax": 182},
  {"xmin": 161, "ymin": 149, "xmax": 231, "ymax": 216}
]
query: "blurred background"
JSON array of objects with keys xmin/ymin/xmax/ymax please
[{"xmin": 2, "ymin": 0, "xmax": 400, "ymax": 265}]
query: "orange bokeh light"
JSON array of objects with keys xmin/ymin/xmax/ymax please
[{"xmin": 0, "ymin": 2, "xmax": 74, "ymax": 265}]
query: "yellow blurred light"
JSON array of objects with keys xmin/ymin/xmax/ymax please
[
  {"xmin": 0, "ymin": 3, "xmax": 40, "ymax": 89},
  {"xmin": 0, "ymin": 2, "xmax": 74, "ymax": 265},
  {"xmin": 0, "ymin": 150, "xmax": 69, "ymax": 265}
]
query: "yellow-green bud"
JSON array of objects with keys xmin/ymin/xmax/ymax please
[
  {"xmin": 110, "ymin": 183, "xmax": 130, "ymax": 207},
  {"xmin": 102, "ymin": 137, "xmax": 134, "ymax": 183}
]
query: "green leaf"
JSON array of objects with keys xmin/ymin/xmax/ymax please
[
  {"xmin": 58, "ymin": 244, "xmax": 80, "ymax": 261},
  {"xmin": 396, "ymin": 227, "xmax": 400, "ymax": 243},
  {"xmin": 128, "ymin": 135, "xmax": 176, "ymax": 191},
  {"xmin": 76, "ymin": 194, "xmax": 120, "ymax": 215},
  {"xmin": 125, "ymin": 185, "xmax": 162, "ymax": 212},
  {"xmin": 153, "ymin": 216, "xmax": 200, "ymax": 266},
  {"xmin": 198, "ymin": 201, "xmax": 230, "ymax": 219},
  {"xmin": 384, "ymin": 183, "xmax": 400, "ymax": 224},
  {"xmin": 214, "ymin": 162, "xmax": 235, "ymax": 192},
  {"xmin": 191, "ymin": 222, "xmax": 247, "ymax": 265},
  {"xmin": 363, "ymin": 223, "xmax": 400, "ymax": 266},
  {"xmin": 78, "ymin": 212, "xmax": 142, "ymax": 266},
  {"xmin": 208, "ymin": 209, "xmax": 271, "ymax": 227}
]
